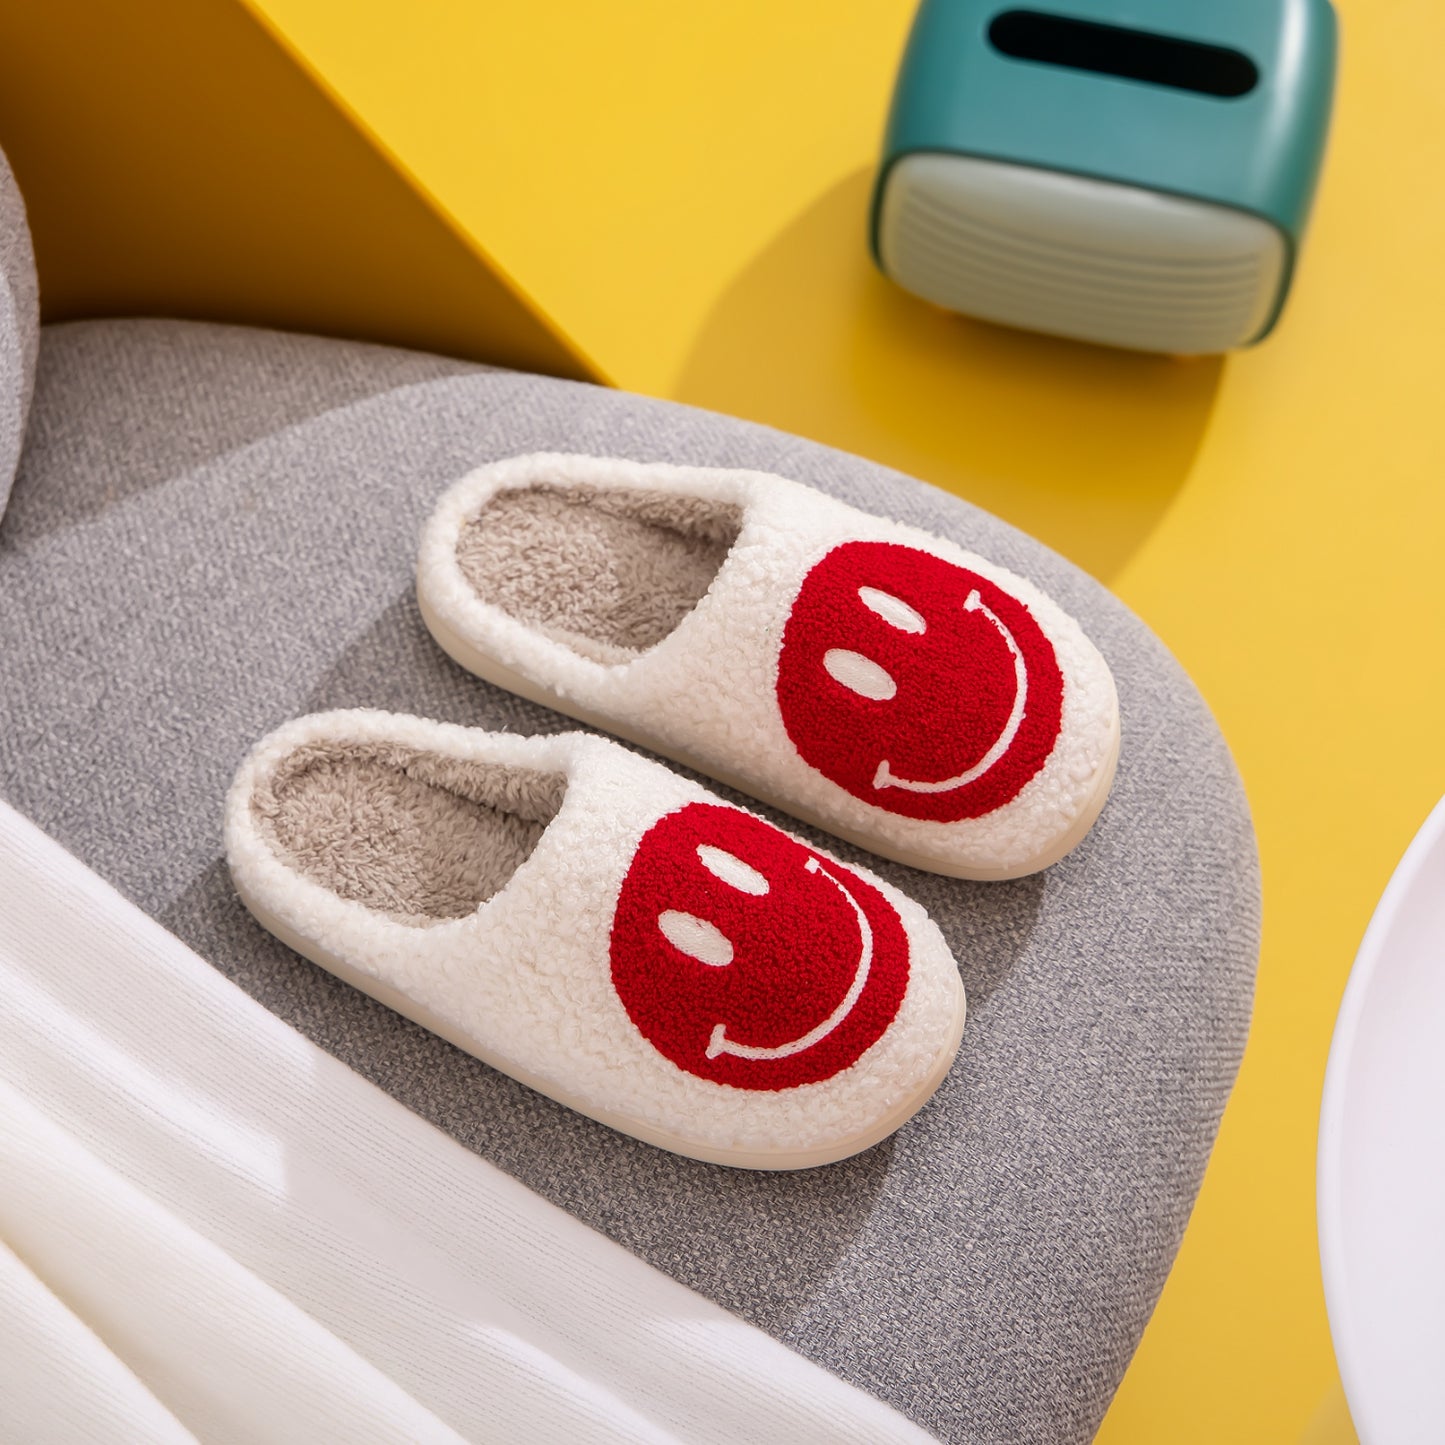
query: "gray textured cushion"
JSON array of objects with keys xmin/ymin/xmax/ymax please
[
  {"xmin": 0, "ymin": 145, "xmax": 39, "ymax": 517},
  {"xmin": 0, "ymin": 318, "xmax": 1258, "ymax": 1445}
]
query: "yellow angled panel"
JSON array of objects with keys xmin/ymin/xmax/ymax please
[{"xmin": 0, "ymin": 0, "xmax": 599, "ymax": 380}]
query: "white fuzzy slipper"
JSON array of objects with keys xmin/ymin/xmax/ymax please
[
  {"xmin": 417, "ymin": 454, "xmax": 1119, "ymax": 881},
  {"xmin": 224, "ymin": 710, "xmax": 966, "ymax": 1169}
]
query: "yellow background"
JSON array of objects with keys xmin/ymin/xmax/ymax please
[
  {"xmin": 0, "ymin": 1, "xmax": 593, "ymax": 379},
  {"xmin": 8, "ymin": 0, "xmax": 1445, "ymax": 1437}
]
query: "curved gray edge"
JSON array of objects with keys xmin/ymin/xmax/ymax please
[
  {"xmin": 0, "ymin": 144, "xmax": 40, "ymax": 516},
  {"xmin": 0, "ymin": 319, "xmax": 1259, "ymax": 1445}
]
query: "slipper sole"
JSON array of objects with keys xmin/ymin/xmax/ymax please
[{"xmin": 234, "ymin": 870, "xmax": 966, "ymax": 1170}]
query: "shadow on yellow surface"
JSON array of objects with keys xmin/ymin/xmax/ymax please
[
  {"xmin": 1299, "ymin": 1381, "xmax": 1359, "ymax": 1445},
  {"xmin": 676, "ymin": 169, "xmax": 1224, "ymax": 583},
  {"xmin": 0, "ymin": 0, "xmax": 593, "ymax": 380}
]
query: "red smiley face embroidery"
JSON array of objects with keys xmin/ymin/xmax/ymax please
[
  {"xmin": 609, "ymin": 803, "xmax": 910, "ymax": 1090},
  {"xmin": 775, "ymin": 541, "xmax": 1064, "ymax": 823}
]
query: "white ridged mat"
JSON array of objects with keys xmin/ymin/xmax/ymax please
[{"xmin": 0, "ymin": 801, "xmax": 933, "ymax": 1445}]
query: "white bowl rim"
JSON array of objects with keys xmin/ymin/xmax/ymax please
[{"xmin": 1317, "ymin": 792, "xmax": 1445, "ymax": 1443}]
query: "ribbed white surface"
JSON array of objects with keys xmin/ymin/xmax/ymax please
[
  {"xmin": 0, "ymin": 801, "xmax": 935, "ymax": 1445},
  {"xmin": 881, "ymin": 153, "xmax": 1285, "ymax": 353}
]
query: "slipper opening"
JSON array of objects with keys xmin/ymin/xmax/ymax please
[
  {"xmin": 455, "ymin": 483, "xmax": 742, "ymax": 664},
  {"xmin": 251, "ymin": 739, "xmax": 567, "ymax": 925}
]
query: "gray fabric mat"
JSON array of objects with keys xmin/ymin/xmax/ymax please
[
  {"xmin": 0, "ymin": 318, "xmax": 1259, "ymax": 1445},
  {"xmin": 0, "ymin": 143, "xmax": 38, "ymax": 512}
]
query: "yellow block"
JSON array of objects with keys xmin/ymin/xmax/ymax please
[
  {"xmin": 241, "ymin": 0, "xmax": 917, "ymax": 406},
  {"xmin": 0, "ymin": 0, "xmax": 595, "ymax": 379}
]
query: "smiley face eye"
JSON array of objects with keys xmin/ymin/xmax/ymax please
[
  {"xmin": 695, "ymin": 844, "xmax": 769, "ymax": 895},
  {"xmin": 823, "ymin": 648, "xmax": 898, "ymax": 701},
  {"xmin": 657, "ymin": 910, "xmax": 734, "ymax": 966},
  {"xmin": 858, "ymin": 587, "xmax": 926, "ymax": 634}
]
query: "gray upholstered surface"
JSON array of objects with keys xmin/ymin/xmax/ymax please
[
  {"xmin": 0, "ymin": 318, "xmax": 1259, "ymax": 1445},
  {"xmin": 0, "ymin": 144, "xmax": 39, "ymax": 515}
]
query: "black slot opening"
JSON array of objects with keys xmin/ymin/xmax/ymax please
[{"xmin": 987, "ymin": 10, "xmax": 1259, "ymax": 98}]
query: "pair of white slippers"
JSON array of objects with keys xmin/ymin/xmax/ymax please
[{"xmin": 225, "ymin": 455, "xmax": 1120, "ymax": 1169}]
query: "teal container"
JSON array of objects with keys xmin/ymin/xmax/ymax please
[{"xmin": 871, "ymin": 0, "xmax": 1338, "ymax": 352}]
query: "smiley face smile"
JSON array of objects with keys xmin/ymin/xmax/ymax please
[
  {"xmin": 776, "ymin": 541, "xmax": 1065, "ymax": 824},
  {"xmin": 705, "ymin": 857, "xmax": 873, "ymax": 1062},
  {"xmin": 871, "ymin": 590, "xmax": 1029, "ymax": 795},
  {"xmin": 609, "ymin": 803, "xmax": 911, "ymax": 1090}
]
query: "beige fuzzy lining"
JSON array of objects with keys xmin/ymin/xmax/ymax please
[
  {"xmin": 252, "ymin": 741, "xmax": 567, "ymax": 925},
  {"xmin": 455, "ymin": 483, "xmax": 743, "ymax": 664}
]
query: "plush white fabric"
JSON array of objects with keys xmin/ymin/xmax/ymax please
[
  {"xmin": 0, "ymin": 1083, "xmax": 470, "ymax": 1445},
  {"xmin": 0, "ymin": 800, "xmax": 936, "ymax": 1444},
  {"xmin": 417, "ymin": 453, "xmax": 1118, "ymax": 877},
  {"xmin": 0, "ymin": 1239, "xmax": 197, "ymax": 1445},
  {"xmin": 224, "ymin": 710, "xmax": 964, "ymax": 1165}
]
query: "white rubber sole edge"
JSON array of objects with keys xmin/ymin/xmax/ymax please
[
  {"xmin": 232, "ymin": 872, "xmax": 967, "ymax": 1172},
  {"xmin": 417, "ymin": 586, "xmax": 1121, "ymax": 882}
]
